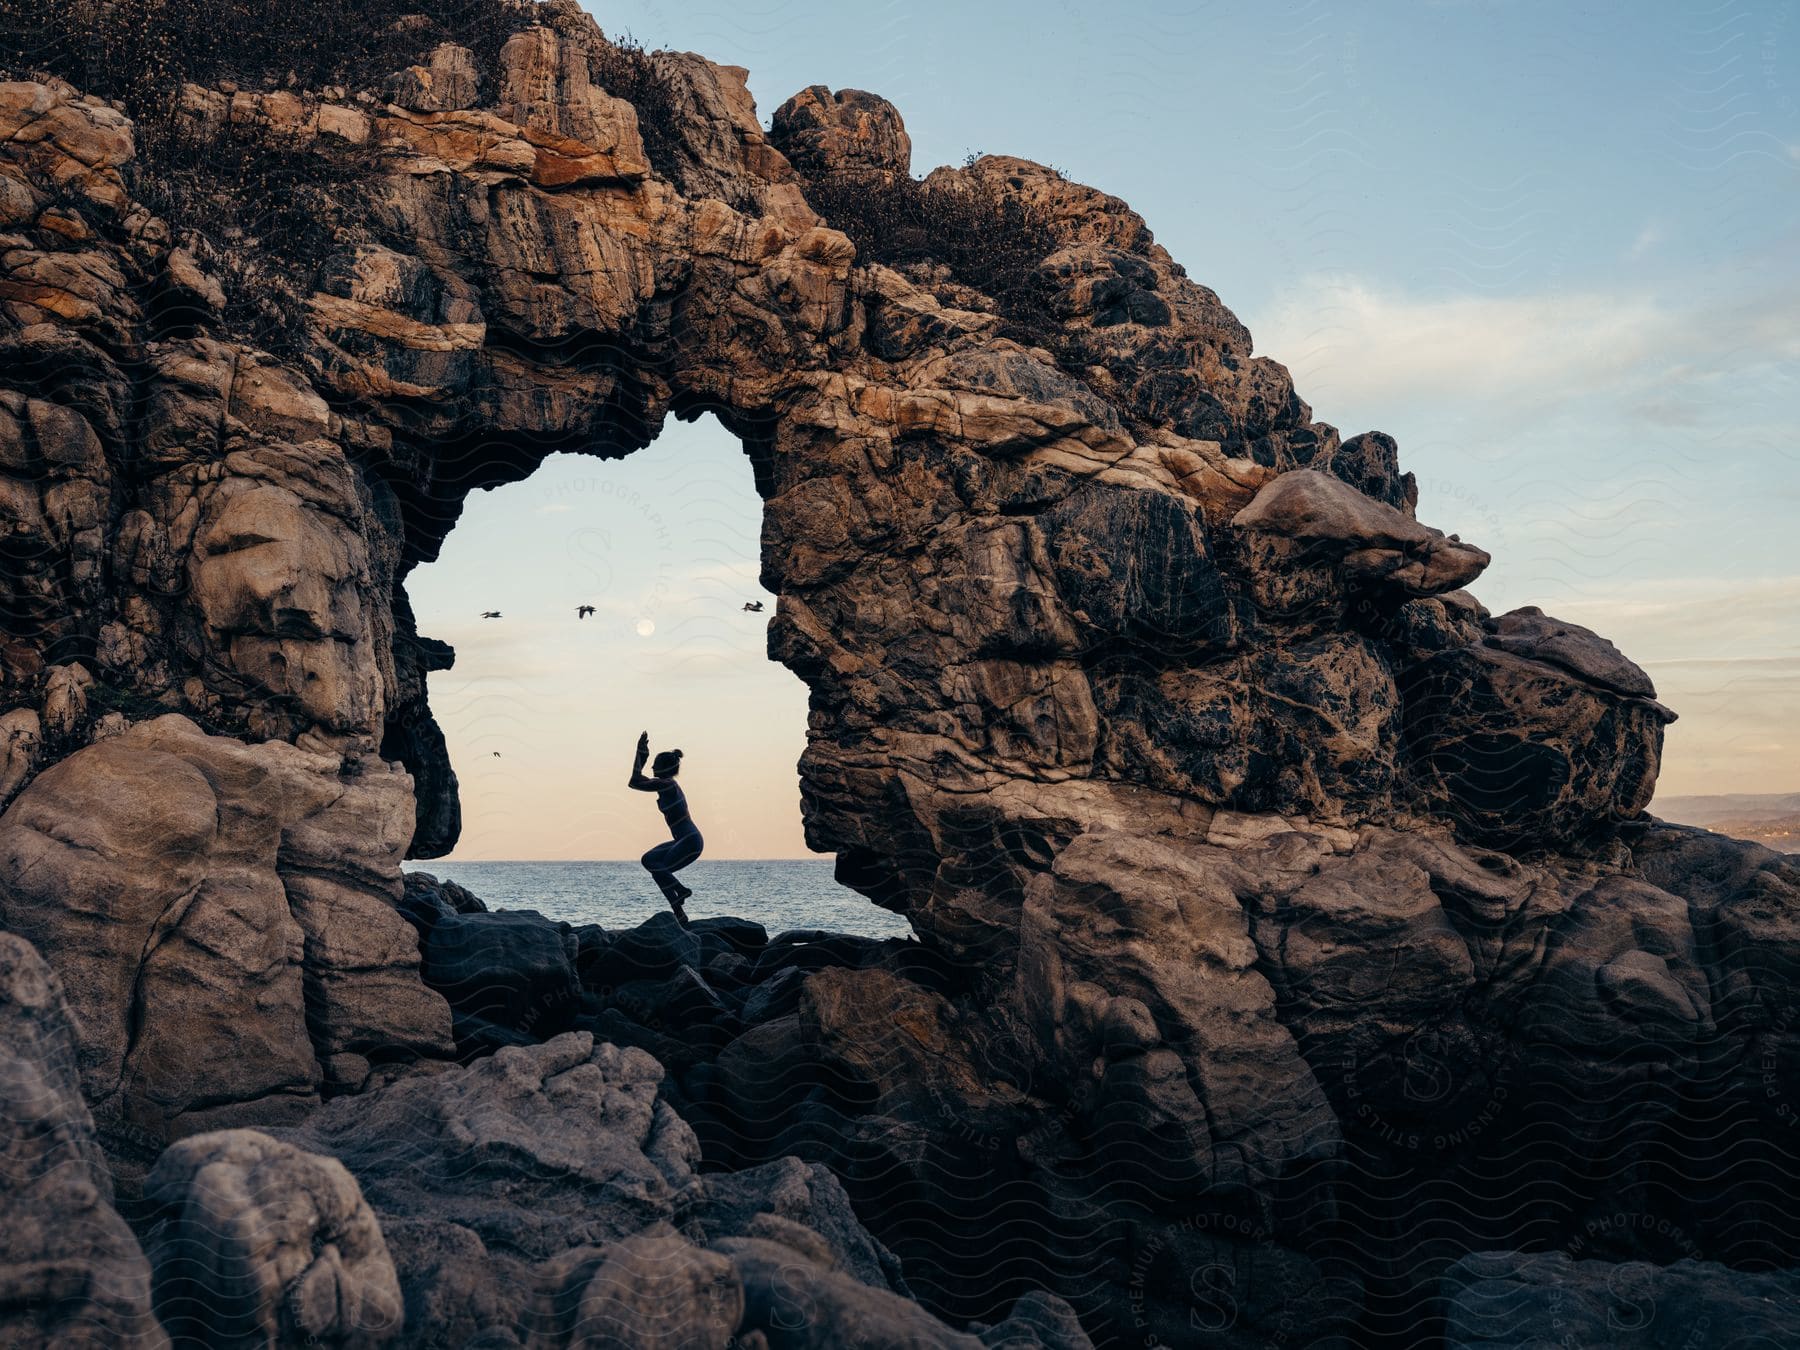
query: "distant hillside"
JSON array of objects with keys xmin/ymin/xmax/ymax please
[{"xmin": 1655, "ymin": 793, "xmax": 1800, "ymax": 853}]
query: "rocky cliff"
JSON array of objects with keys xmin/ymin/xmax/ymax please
[{"xmin": 1, "ymin": 2, "xmax": 1796, "ymax": 1346}]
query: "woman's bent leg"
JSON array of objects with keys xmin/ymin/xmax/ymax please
[
  {"xmin": 641, "ymin": 843, "xmax": 691, "ymax": 922},
  {"xmin": 660, "ymin": 833, "xmax": 702, "ymax": 902}
]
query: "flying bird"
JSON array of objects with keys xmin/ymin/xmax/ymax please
[
  {"xmin": 480, "ymin": 610, "xmax": 502, "ymax": 619},
  {"xmin": 492, "ymin": 751, "xmax": 502, "ymax": 757},
  {"xmin": 576, "ymin": 605, "xmax": 596, "ymax": 619},
  {"xmin": 742, "ymin": 600, "xmax": 765, "ymax": 613}
]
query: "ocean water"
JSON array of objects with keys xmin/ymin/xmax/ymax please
[{"xmin": 402, "ymin": 858, "xmax": 915, "ymax": 940}]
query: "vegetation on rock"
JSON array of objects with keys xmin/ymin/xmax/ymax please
[{"xmin": 798, "ymin": 159, "xmax": 1068, "ymax": 355}]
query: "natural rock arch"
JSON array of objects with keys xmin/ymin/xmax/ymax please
[
  {"xmin": 0, "ymin": 6, "xmax": 1669, "ymax": 902},
  {"xmin": 2, "ymin": 5, "xmax": 1796, "ymax": 1345}
]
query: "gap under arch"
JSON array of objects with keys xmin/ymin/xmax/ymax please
[{"xmin": 399, "ymin": 413, "xmax": 905, "ymax": 935}]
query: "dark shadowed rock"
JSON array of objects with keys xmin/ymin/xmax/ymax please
[
  {"xmin": 531, "ymin": 1229, "xmax": 743, "ymax": 1350},
  {"xmin": 750, "ymin": 930, "xmax": 888, "ymax": 982},
  {"xmin": 738, "ymin": 962, "xmax": 811, "ymax": 1025},
  {"xmin": 1440, "ymin": 1250, "xmax": 1800, "ymax": 1349},
  {"xmin": 400, "ymin": 870, "xmax": 488, "ymax": 930},
  {"xmin": 421, "ymin": 909, "xmax": 581, "ymax": 1037},
  {"xmin": 691, "ymin": 1155, "xmax": 908, "ymax": 1294},
  {"xmin": 1403, "ymin": 633, "xmax": 1674, "ymax": 847},
  {"xmin": 720, "ymin": 1237, "xmax": 1091, "ymax": 1350},
  {"xmin": 377, "ymin": 1216, "xmax": 530, "ymax": 1350},
  {"xmin": 1039, "ymin": 480, "xmax": 1235, "ymax": 652},
  {"xmin": 581, "ymin": 910, "xmax": 704, "ymax": 989}
]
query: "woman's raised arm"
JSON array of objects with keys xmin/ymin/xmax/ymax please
[{"xmin": 628, "ymin": 732, "xmax": 676, "ymax": 790}]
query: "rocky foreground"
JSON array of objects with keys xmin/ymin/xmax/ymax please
[
  {"xmin": 2, "ymin": 0, "xmax": 1800, "ymax": 1345},
  {"xmin": 3, "ymin": 910, "xmax": 1091, "ymax": 1348}
]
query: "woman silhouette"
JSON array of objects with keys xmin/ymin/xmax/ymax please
[{"xmin": 629, "ymin": 731, "xmax": 703, "ymax": 926}]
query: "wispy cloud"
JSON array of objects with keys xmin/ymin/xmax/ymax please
[
  {"xmin": 1625, "ymin": 219, "xmax": 1664, "ymax": 261},
  {"xmin": 1252, "ymin": 272, "xmax": 1798, "ymax": 424},
  {"xmin": 1549, "ymin": 576, "xmax": 1800, "ymax": 663}
]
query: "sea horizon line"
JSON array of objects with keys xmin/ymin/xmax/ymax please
[{"xmin": 406, "ymin": 857, "xmax": 841, "ymax": 866}]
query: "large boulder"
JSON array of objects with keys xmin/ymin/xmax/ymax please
[
  {"xmin": 420, "ymin": 909, "xmax": 581, "ymax": 1039},
  {"xmin": 0, "ymin": 932, "xmax": 166, "ymax": 1348},
  {"xmin": 1014, "ymin": 830, "xmax": 1337, "ymax": 1191},
  {"xmin": 0, "ymin": 716, "xmax": 453, "ymax": 1141},
  {"xmin": 141, "ymin": 1130, "xmax": 402, "ymax": 1348},
  {"xmin": 690, "ymin": 1155, "xmax": 909, "ymax": 1295},
  {"xmin": 1403, "ymin": 609, "xmax": 1676, "ymax": 846},
  {"xmin": 770, "ymin": 85, "xmax": 912, "ymax": 178},
  {"xmin": 273, "ymin": 1032, "xmax": 698, "ymax": 1261},
  {"xmin": 722, "ymin": 1237, "xmax": 1090, "ymax": 1350},
  {"xmin": 1232, "ymin": 468, "xmax": 1490, "ymax": 617},
  {"xmin": 527, "ymin": 1229, "xmax": 743, "ymax": 1350},
  {"xmin": 255, "ymin": 1028, "xmax": 1092, "ymax": 1347}
]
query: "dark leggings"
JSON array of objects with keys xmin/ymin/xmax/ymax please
[{"xmin": 641, "ymin": 831, "xmax": 702, "ymax": 903}]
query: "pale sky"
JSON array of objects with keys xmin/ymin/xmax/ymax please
[{"xmin": 413, "ymin": 1, "xmax": 1799, "ymax": 860}]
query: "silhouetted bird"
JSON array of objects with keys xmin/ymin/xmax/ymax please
[
  {"xmin": 577, "ymin": 605, "xmax": 596, "ymax": 619},
  {"xmin": 742, "ymin": 600, "xmax": 764, "ymax": 613},
  {"xmin": 492, "ymin": 751, "xmax": 502, "ymax": 757},
  {"xmin": 481, "ymin": 610, "xmax": 501, "ymax": 618}
]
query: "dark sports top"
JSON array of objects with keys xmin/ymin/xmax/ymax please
[{"xmin": 657, "ymin": 783, "xmax": 699, "ymax": 838}]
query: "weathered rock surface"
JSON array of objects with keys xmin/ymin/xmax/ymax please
[
  {"xmin": 257, "ymin": 1030, "xmax": 1090, "ymax": 1348},
  {"xmin": 142, "ymin": 1129, "xmax": 402, "ymax": 1348},
  {"xmin": 1232, "ymin": 467, "xmax": 1490, "ymax": 613},
  {"xmin": 419, "ymin": 908, "xmax": 582, "ymax": 1039},
  {"xmin": 275, "ymin": 1032, "xmax": 697, "ymax": 1260},
  {"xmin": 0, "ymin": 33, "xmax": 1669, "ymax": 889},
  {"xmin": 0, "ymin": 716, "xmax": 452, "ymax": 1145},
  {"xmin": 659, "ymin": 821, "xmax": 1800, "ymax": 1345},
  {"xmin": 1403, "ymin": 606, "xmax": 1675, "ymax": 847},
  {"xmin": 771, "ymin": 85, "xmax": 913, "ymax": 178},
  {"xmin": 0, "ymin": 932, "xmax": 166, "ymax": 1348}
]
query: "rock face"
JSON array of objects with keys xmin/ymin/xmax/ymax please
[
  {"xmin": 771, "ymin": 85, "xmax": 913, "ymax": 178},
  {"xmin": 0, "ymin": 22, "xmax": 1673, "ymax": 893},
  {"xmin": 1402, "ymin": 605, "xmax": 1675, "ymax": 846},
  {"xmin": 263, "ymin": 1031, "xmax": 1091, "ymax": 1348},
  {"xmin": 657, "ymin": 820, "xmax": 1800, "ymax": 1345},
  {"xmin": 0, "ymin": 932, "xmax": 166, "ymax": 1348},
  {"xmin": 0, "ymin": 4, "xmax": 1792, "ymax": 1347},
  {"xmin": 277, "ymin": 1033, "xmax": 699, "ymax": 1261},
  {"xmin": 0, "ymin": 715, "xmax": 452, "ymax": 1146},
  {"xmin": 142, "ymin": 1130, "xmax": 402, "ymax": 1348}
]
